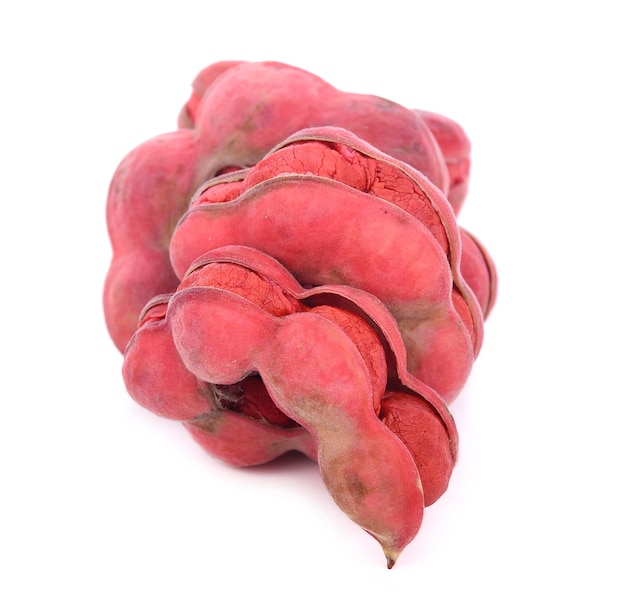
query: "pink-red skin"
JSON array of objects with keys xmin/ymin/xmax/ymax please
[
  {"xmin": 168, "ymin": 285, "xmax": 424, "ymax": 568},
  {"xmin": 416, "ymin": 109, "xmax": 471, "ymax": 214},
  {"xmin": 379, "ymin": 391, "xmax": 454, "ymax": 507},
  {"xmin": 107, "ymin": 61, "xmax": 499, "ymax": 568},
  {"xmin": 123, "ymin": 293, "xmax": 208, "ymax": 422},
  {"xmin": 185, "ymin": 412, "xmax": 316, "ymax": 468},
  {"xmin": 178, "ymin": 61, "xmax": 448, "ymax": 193},
  {"xmin": 123, "ymin": 244, "xmax": 461, "ymax": 565},
  {"xmin": 104, "ymin": 61, "xmax": 470, "ymax": 353},
  {"xmin": 170, "ymin": 127, "xmax": 487, "ymax": 402},
  {"xmin": 177, "ymin": 61, "xmax": 243, "ymax": 130},
  {"xmin": 123, "ymin": 293, "xmax": 318, "ymax": 465},
  {"xmin": 104, "ymin": 131, "xmax": 198, "ymax": 352},
  {"xmin": 459, "ymin": 228, "xmax": 498, "ymax": 318},
  {"xmin": 178, "ymin": 244, "xmax": 459, "ymax": 458}
]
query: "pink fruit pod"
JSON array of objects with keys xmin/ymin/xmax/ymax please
[
  {"xmin": 415, "ymin": 109, "xmax": 472, "ymax": 214},
  {"xmin": 104, "ymin": 60, "xmax": 473, "ymax": 352},
  {"xmin": 170, "ymin": 126, "xmax": 497, "ymax": 402},
  {"xmin": 123, "ymin": 244, "xmax": 459, "ymax": 567}
]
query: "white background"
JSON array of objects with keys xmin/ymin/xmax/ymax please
[{"xmin": 2, "ymin": 1, "xmax": 624, "ymax": 612}]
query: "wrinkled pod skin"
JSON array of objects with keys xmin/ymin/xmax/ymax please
[
  {"xmin": 104, "ymin": 60, "xmax": 475, "ymax": 352},
  {"xmin": 170, "ymin": 126, "xmax": 497, "ymax": 402},
  {"xmin": 108, "ymin": 61, "xmax": 498, "ymax": 569},
  {"xmin": 180, "ymin": 245, "xmax": 459, "ymax": 502},
  {"xmin": 174, "ymin": 293, "xmax": 423, "ymax": 567},
  {"xmin": 123, "ymin": 245, "xmax": 459, "ymax": 567}
]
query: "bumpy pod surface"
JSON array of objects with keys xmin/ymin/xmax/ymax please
[
  {"xmin": 170, "ymin": 127, "xmax": 496, "ymax": 402},
  {"xmin": 107, "ymin": 61, "xmax": 498, "ymax": 568},
  {"xmin": 104, "ymin": 61, "xmax": 473, "ymax": 352},
  {"xmin": 124, "ymin": 244, "xmax": 459, "ymax": 566}
]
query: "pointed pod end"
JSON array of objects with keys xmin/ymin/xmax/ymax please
[
  {"xmin": 367, "ymin": 531, "xmax": 407, "ymax": 570},
  {"xmin": 383, "ymin": 546, "xmax": 402, "ymax": 570}
]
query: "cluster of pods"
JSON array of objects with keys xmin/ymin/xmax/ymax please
[{"xmin": 104, "ymin": 61, "xmax": 497, "ymax": 568}]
